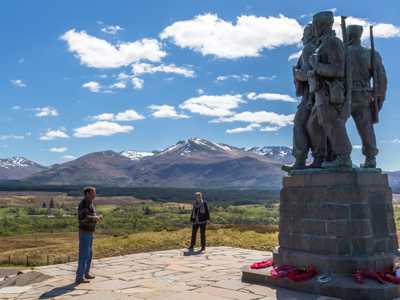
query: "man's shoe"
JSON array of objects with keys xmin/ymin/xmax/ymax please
[
  {"xmin": 200, "ymin": 247, "xmax": 206, "ymax": 252},
  {"xmin": 187, "ymin": 247, "xmax": 194, "ymax": 252},
  {"xmin": 75, "ymin": 278, "xmax": 90, "ymax": 284},
  {"xmin": 360, "ymin": 157, "xmax": 376, "ymax": 168},
  {"xmin": 85, "ymin": 274, "xmax": 95, "ymax": 280}
]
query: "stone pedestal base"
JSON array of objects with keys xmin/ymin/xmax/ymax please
[
  {"xmin": 242, "ymin": 169, "xmax": 400, "ymax": 299},
  {"xmin": 242, "ymin": 265, "xmax": 400, "ymax": 300}
]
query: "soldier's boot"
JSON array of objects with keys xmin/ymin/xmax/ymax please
[
  {"xmin": 308, "ymin": 157, "xmax": 323, "ymax": 169},
  {"xmin": 323, "ymin": 156, "xmax": 352, "ymax": 170},
  {"xmin": 282, "ymin": 158, "xmax": 306, "ymax": 172},
  {"xmin": 360, "ymin": 156, "xmax": 376, "ymax": 168}
]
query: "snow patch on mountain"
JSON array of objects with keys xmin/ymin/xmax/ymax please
[
  {"xmin": 120, "ymin": 150, "xmax": 154, "ymax": 160},
  {"xmin": 0, "ymin": 157, "xmax": 35, "ymax": 169}
]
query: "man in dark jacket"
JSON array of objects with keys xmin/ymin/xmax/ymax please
[
  {"xmin": 75, "ymin": 186, "xmax": 102, "ymax": 284},
  {"xmin": 188, "ymin": 192, "xmax": 210, "ymax": 252}
]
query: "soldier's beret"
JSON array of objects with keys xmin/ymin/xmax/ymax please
[
  {"xmin": 347, "ymin": 25, "xmax": 363, "ymax": 40},
  {"xmin": 313, "ymin": 11, "xmax": 334, "ymax": 27}
]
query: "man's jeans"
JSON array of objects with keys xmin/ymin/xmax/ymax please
[{"xmin": 76, "ymin": 230, "xmax": 93, "ymax": 280}]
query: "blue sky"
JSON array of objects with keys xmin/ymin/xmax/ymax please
[{"xmin": 1, "ymin": 0, "xmax": 400, "ymax": 170}]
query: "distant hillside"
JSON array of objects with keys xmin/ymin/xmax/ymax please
[
  {"xmin": 16, "ymin": 138, "xmax": 289, "ymax": 189},
  {"xmin": 0, "ymin": 157, "xmax": 47, "ymax": 180}
]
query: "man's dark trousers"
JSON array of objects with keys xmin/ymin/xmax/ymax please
[
  {"xmin": 76, "ymin": 230, "xmax": 93, "ymax": 281},
  {"xmin": 190, "ymin": 223, "xmax": 206, "ymax": 249}
]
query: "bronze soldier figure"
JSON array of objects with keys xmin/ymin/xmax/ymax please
[
  {"xmin": 347, "ymin": 25, "xmax": 387, "ymax": 168},
  {"xmin": 286, "ymin": 24, "xmax": 318, "ymax": 170},
  {"xmin": 306, "ymin": 11, "xmax": 352, "ymax": 169}
]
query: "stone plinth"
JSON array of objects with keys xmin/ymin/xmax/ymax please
[{"xmin": 242, "ymin": 169, "xmax": 400, "ymax": 299}]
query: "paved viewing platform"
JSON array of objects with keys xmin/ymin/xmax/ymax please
[{"xmin": 0, "ymin": 247, "xmax": 340, "ymax": 300}]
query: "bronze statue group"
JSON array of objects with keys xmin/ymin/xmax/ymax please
[{"xmin": 284, "ymin": 10, "xmax": 387, "ymax": 171}]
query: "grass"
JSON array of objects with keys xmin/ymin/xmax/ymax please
[
  {"xmin": 0, "ymin": 197, "xmax": 279, "ymax": 266},
  {"xmin": 0, "ymin": 227, "xmax": 278, "ymax": 266}
]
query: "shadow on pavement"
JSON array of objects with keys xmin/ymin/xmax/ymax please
[{"xmin": 39, "ymin": 283, "xmax": 78, "ymax": 299}]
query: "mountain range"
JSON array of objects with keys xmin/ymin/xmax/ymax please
[
  {"xmin": 2, "ymin": 137, "xmax": 399, "ymax": 190},
  {"xmin": 0, "ymin": 138, "xmax": 292, "ymax": 189}
]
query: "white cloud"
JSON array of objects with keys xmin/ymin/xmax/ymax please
[
  {"xmin": 257, "ymin": 75, "xmax": 277, "ymax": 80},
  {"xmin": 49, "ymin": 147, "xmax": 68, "ymax": 153},
  {"xmin": 34, "ymin": 107, "xmax": 59, "ymax": 117},
  {"xmin": 197, "ymin": 88, "xmax": 204, "ymax": 95},
  {"xmin": 160, "ymin": 13, "xmax": 302, "ymax": 59},
  {"xmin": 226, "ymin": 123, "xmax": 260, "ymax": 134},
  {"xmin": 213, "ymin": 111, "xmax": 294, "ymax": 127},
  {"xmin": 101, "ymin": 24, "xmax": 124, "ymax": 35},
  {"xmin": 110, "ymin": 81, "xmax": 126, "ymax": 89},
  {"xmin": 91, "ymin": 109, "xmax": 145, "ymax": 122},
  {"xmin": 10, "ymin": 79, "xmax": 27, "ymax": 88},
  {"xmin": 74, "ymin": 121, "xmax": 133, "ymax": 138},
  {"xmin": 288, "ymin": 50, "xmax": 302, "ymax": 61},
  {"xmin": 216, "ymin": 74, "xmax": 250, "ymax": 82},
  {"xmin": 260, "ymin": 126, "xmax": 281, "ymax": 132},
  {"xmin": 62, "ymin": 155, "xmax": 77, "ymax": 161},
  {"xmin": 132, "ymin": 63, "xmax": 194, "ymax": 77},
  {"xmin": 333, "ymin": 16, "xmax": 400, "ymax": 40},
  {"xmin": 115, "ymin": 110, "xmax": 145, "ymax": 121},
  {"xmin": 132, "ymin": 77, "xmax": 144, "ymax": 89},
  {"xmin": 82, "ymin": 81, "xmax": 101, "ymax": 92},
  {"xmin": 61, "ymin": 29, "xmax": 166, "ymax": 68},
  {"xmin": 0, "ymin": 135, "xmax": 25, "ymax": 140},
  {"xmin": 180, "ymin": 94, "xmax": 244, "ymax": 117},
  {"xmin": 353, "ymin": 145, "xmax": 362, "ymax": 149},
  {"xmin": 40, "ymin": 129, "xmax": 69, "ymax": 141},
  {"xmin": 12, "ymin": 106, "xmax": 21, "ymax": 110},
  {"xmin": 247, "ymin": 92, "xmax": 297, "ymax": 103},
  {"xmin": 148, "ymin": 105, "xmax": 189, "ymax": 119}
]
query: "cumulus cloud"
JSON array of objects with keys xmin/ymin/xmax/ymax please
[
  {"xmin": 10, "ymin": 79, "xmax": 27, "ymax": 88},
  {"xmin": 91, "ymin": 109, "xmax": 145, "ymax": 122},
  {"xmin": 61, "ymin": 29, "xmax": 166, "ymax": 68},
  {"xmin": 101, "ymin": 24, "xmax": 124, "ymax": 35},
  {"xmin": 40, "ymin": 129, "xmax": 69, "ymax": 141},
  {"xmin": 226, "ymin": 123, "xmax": 260, "ymax": 134},
  {"xmin": 34, "ymin": 107, "xmax": 59, "ymax": 117},
  {"xmin": 333, "ymin": 16, "xmax": 400, "ymax": 40},
  {"xmin": 110, "ymin": 81, "xmax": 126, "ymax": 89},
  {"xmin": 49, "ymin": 147, "xmax": 68, "ymax": 153},
  {"xmin": 247, "ymin": 92, "xmax": 297, "ymax": 103},
  {"xmin": 212, "ymin": 111, "xmax": 294, "ymax": 127},
  {"xmin": 148, "ymin": 105, "xmax": 189, "ymax": 119},
  {"xmin": 160, "ymin": 13, "xmax": 303, "ymax": 59},
  {"xmin": 82, "ymin": 81, "xmax": 101, "ymax": 92},
  {"xmin": 132, "ymin": 63, "xmax": 194, "ymax": 77},
  {"xmin": 180, "ymin": 94, "xmax": 244, "ymax": 117},
  {"xmin": 132, "ymin": 77, "xmax": 144, "ymax": 89},
  {"xmin": 74, "ymin": 121, "xmax": 133, "ymax": 138},
  {"xmin": 12, "ymin": 106, "xmax": 21, "ymax": 110}
]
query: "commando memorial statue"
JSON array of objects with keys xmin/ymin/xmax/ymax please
[{"xmin": 243, "ymin": 10, "xmax": 399, "ymax": 300}]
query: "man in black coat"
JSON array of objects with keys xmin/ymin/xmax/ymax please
[{"xmin": 188, "ymin": 192, "xmax": 210, "ymax": 252}]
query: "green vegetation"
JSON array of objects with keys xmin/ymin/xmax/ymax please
[
  {"xmin": 0, "ymin": 191, "xmax": 280, "ymax": 266},
  {"xmin": 0, "ymin": 203, "xmax": 278, "ymax": 236}
]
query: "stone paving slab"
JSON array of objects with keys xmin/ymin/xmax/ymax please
[{"xmin": 0, "ymin": 247, "xmax": 342, "ymax": 299}]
